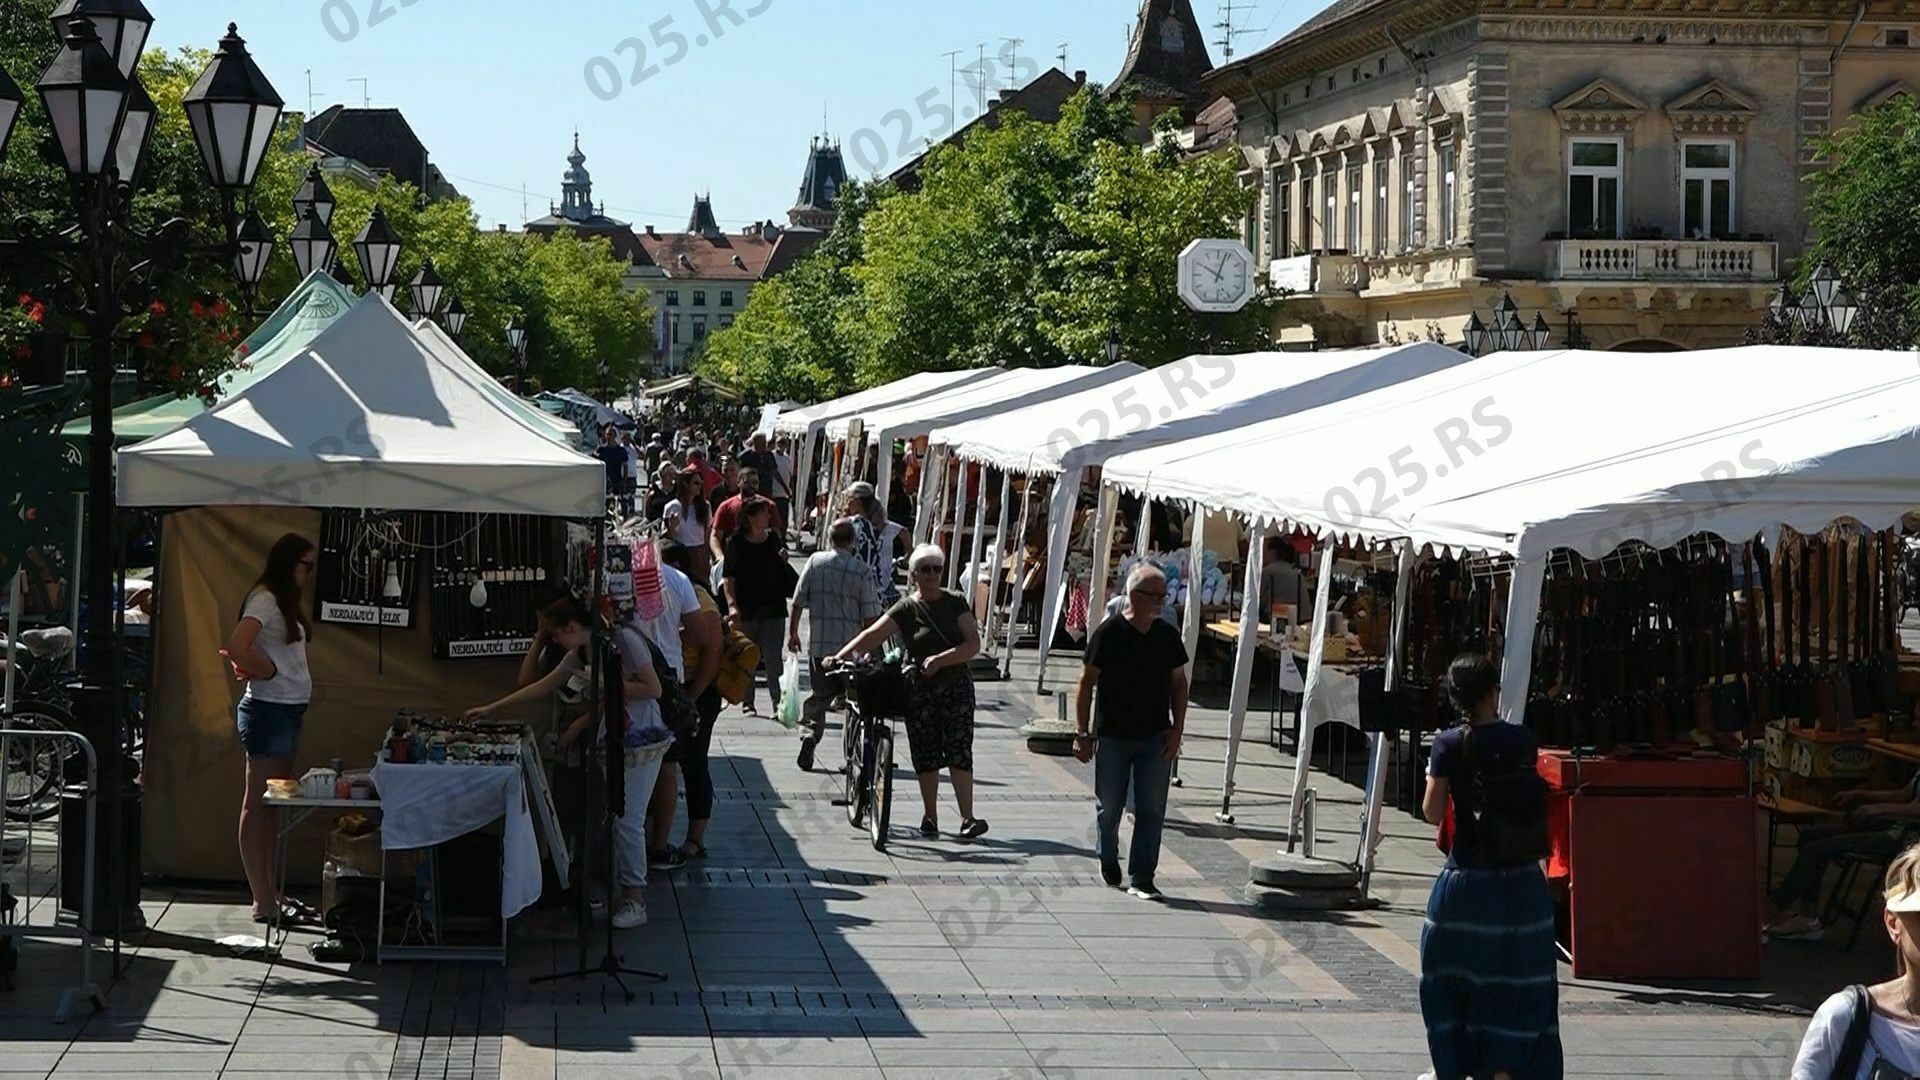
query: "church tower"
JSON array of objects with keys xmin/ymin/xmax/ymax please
[
  {"xmin": 789, "ymin": 135, "xmax": 850, "ymax": 231},
  {"xmin": 1111, "ymin": 0, "xmax": 1215, "ymax": 131},
  {"xmin": 557, "ymin": 132, "xmax": 599, "ymax": 223}
]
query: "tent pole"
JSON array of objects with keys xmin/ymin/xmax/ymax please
[
  {"xmin": 945, "ymin": 461, "xmax": 967, "ymax": 586},
  {"xmin": 1087, "ymin": 484, "xmax": 1121, "ymax": 636},
  {"xmin": 1217, "ymin": 524, "xmax": 1269, "ymax": 823},
  {"xmin": 1286, "ymin": 535, "xmax": 1341, "ymax": 851},
  {"xmin": 1497, "ymin": 550, "xmax": 1549, "ymax": 726},
  {"xmin": 1033, "ymin": 468, "xmax": 1080, "ymax": 692},
  {"xmin": 980, "ymin": 469, "xmax": 1013, "ymax": 660},
  {"xmin": 962, "ymin": 466, "xmax": 990, "ymax": 604},
  {"xmin": 1358, "ymin": 544, "xmax": 1416, "ymax": 892},
  {"xmin": 4, "ymin": 570, "xmax": 21, "ymax": 712},
  {"xmin": 1000, "ymin": 476, "xmax": 1036, "ymax": 680},
  {"xmin": 1182, "ymin": 508, "xmax": 1208, "ymax": 684}
]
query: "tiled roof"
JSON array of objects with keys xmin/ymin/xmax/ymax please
[
  {"xmin": 764, "ymin": 229, "xmax": 824, "ymax": 277},
  {"xmin": 889, "ymin": 68, "xmax": 1087, "ymax": 190},
  {"xmin": 526, "ymin": 217, "xmax": 655, "ymax": 266},
  {"xmin": 1111, "ymin": 0, "xmax": 1215, "ymax": 108},
  {"xmin": 302, "ymin": 105, "xmax": 432, "ymax": 190},
  {"xmin": 793, "ymin": 137, "xmax": 849, "ymax": 215},
  {"xmin": 638, "ymin": 227, "xmax": 782, "ymax": 281},
  {"xmin": 1206, "ymin": 0, "xmax": 1397, "ymax": 85}
]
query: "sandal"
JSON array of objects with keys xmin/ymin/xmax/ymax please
[
  {"xmin": 253, "ymin": 898, "xmax": 317, "ymax": 926},
  {"xmin": 678, "ymin": 840, "xmax": 708, "ymax": 860}
]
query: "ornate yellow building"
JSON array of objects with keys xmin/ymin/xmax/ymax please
[{"xmin": 1206, "ymin": 1, "xmax": 1920, "ymax": 349}]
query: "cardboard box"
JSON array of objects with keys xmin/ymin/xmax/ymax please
[{"xmin": 1785, "ymin": 727, "xmax": 1875, "ymax": 781}]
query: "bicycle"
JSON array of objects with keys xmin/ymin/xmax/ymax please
[
  {"xmin": 0, "ymin": 628, "xmax": 79, "ymax": 823},
  {"xmin": 829, "ymin": 655, "xmax": 908, "ymax": 852}
]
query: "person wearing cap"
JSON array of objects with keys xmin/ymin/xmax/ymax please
[
  {"xmin": 1764, "ymin": 777, "xmax": 1920, "ymax": 942},
  {"xmin": 1416, "ymin": 653, "xmax": 1561, "ymax": 1080},
  {"xmin": 1792, "ymin": 841, "xmax": 1920, "ymax": 1077}
]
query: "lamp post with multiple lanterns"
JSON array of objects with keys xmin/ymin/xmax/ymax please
[
  {"xmin": 1767, "ymin": 262, "xmax": 1860, "ymax": 340},
  {"xmin": 1462, "ymin": 292, "xmax": 1557, "ymax": 356},
  {"xmin": 0, "ymin": 2, "xmax": 285, "ymax": 940}
]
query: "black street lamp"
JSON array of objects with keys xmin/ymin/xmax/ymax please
[
  {"xmin": 50, "ymin": 0, "xmax": 154, "ymax": 78},
  {"xmin": 353, "ymin": 206, "xmax": 402, "ymax": 296},
  {"xmin": 293, "ymin": 163, "xmax": 334, "ymax": 227},
  {"xmin": 443, "ymin": 294, "xmax": 468, "ymax": 338},
  {"xmin": 1104, "ymin": 329, "xmax": 1121, "ymax": 365},
  {"xmin": 505, "ymin": 314, "xmax": 526, "ymax": 357},
  {"xmin": 0, "ymin": 64, "xmax": 21, "ymax": 159},
  {"xmin": 1463, "ymin": 292, "xmax": 1552, "ymax": 355},
  {"xmin": 410, "ymin": 257, "xmax": 443, "ymax": 317},
  {"xmin": 3, "ymin": 12, "xmax": 283, "ymax": 947},
  {"xmin": 290, "ymin": 205, "xmax": 336, "ymax": 277}
]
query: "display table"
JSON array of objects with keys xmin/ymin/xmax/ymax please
[
  {"xmin": 262, "ymin": 792, "xmax": 378, "ymax": 951},
  {"xmin": 1539, "ymin": 750, "xmax": 1758, "ymax": 980},
  {"xmin": 371, "ymin": 760, "xmax": 542, "ymax": 921}
]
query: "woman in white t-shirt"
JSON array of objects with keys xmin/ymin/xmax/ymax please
[
  {"xmin": 466, "ymin": 596, "xmax": 666, "ymax": 930},
  {"xmin": 1793, "ymin": 842, "xmax": 1920, "ymax": 1079},
  {"xmin": 221, "ymin": 533, "xmax": 317, "ymax": 924},
  {"xmin": 662, "ymin": 471, "xmax": 713, "ymax": 582}
]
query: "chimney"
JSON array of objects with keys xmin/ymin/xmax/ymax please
[
  {"xmin": 1075, "ymin": 70, "xmax": 1087, "ymax": 85},
  {"xmin": 496, "ymin": 224, "xmax": 507, "ymax": 233},
  {"xmin": 646, "ymin": 224, "xmax": 656, "ymax": 237}
]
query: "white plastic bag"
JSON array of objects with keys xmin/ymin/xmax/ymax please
[{"xmin": 775, "ymin": 652, "xmax": 803, "ymax": 730}]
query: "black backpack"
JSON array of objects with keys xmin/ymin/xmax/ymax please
[
  {"xmin": 1831, "ymin": 984, "xmax": 1874, "ymax": 1080},
  {"xmin": 1462, "ymin": 725, "xmax": 1551, "ymax": 868}
]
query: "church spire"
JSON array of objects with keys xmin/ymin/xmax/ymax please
[
  {"xmin": 790, "ymin": 133, "xmax": 849, "ymax": 230},
  {"xmin": 559, "ymin": 132, "xmax": 594, "ymax": 223}
]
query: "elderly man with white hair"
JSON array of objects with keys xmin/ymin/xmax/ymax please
[{"xmin": 1074, "ymin": 561, "xmax": 1190, "ymax": 899}]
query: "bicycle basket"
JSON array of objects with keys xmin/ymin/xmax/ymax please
[{"xmin": 853, "ymin": 661, "xmax": 912, "ymax": 718}]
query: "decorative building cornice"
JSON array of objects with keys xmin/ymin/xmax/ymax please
[
  {"xmin": 1482, "ymin": 15, "xmax": 1825, "ymax": 47},
  {"xmin": 1665, "ymin": 79, "xmax": 1758, "ymax": 134},
  {"xmin": 1552, "ymin": 77, "xmax": 1647, "ymax": 134},
  {"xmin": 1858, "ymin": 79, "xmax": 1917, "ymax": 113}
]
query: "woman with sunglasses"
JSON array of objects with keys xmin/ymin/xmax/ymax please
[
  {"xmin": 221, "ymin": 533, "xmax": 318, "ymax": 925},
  {"xmin": 833, "ymin": 544, "xmax": 987, "ymax": 840}
]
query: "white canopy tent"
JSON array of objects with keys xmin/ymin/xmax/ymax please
[
  {"xmin": 120, "ymin": 294, "xmax": 606, "ymax": 518},
  {"xmin": 410, "ymin": 318, "xmax": 580, "ymax": 444},
  {"xmin": 775, "ymin": 367, "xmax": 1004, "ymax": 530},
  {"xmin": 927, "ymin": 344, "xmax": 1473, "ymax": 688},
  {"xmin": 823, "ymin": 365, "xmax": 1144, "ymax": 540},
  {"xmin": 1099, "ymin": 344, "xmax": 1920, "ymax": 875}
]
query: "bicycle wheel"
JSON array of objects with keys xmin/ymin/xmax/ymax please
[
  {"xmin": 869, "ymin": 727, "xmax": 893, "ymax": 852},
  {"xmin": 3, "ymin": 702, "xmax": 76, "ymax": 823},
  {"xmin": 843, "ymin": 713, "xmax": 868, "ymax": 827}
]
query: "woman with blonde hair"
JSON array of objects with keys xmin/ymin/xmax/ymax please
[{"xmin": 1792, "ymin": 841, "xmax": 1920, "ymax": 1078}]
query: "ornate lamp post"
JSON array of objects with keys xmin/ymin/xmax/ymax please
[
  {"xmin": 409, "ymin": 258, "xmax": 443, "ymax": 318},
  {"xmin": 2, "ymin": 12, "xmax": 283, "ymax": 942},
  {"xmin": 443, "ymin": 294, "xmax": 468, "ymax": 338},
  {"xmin": 289, "ymin": 206, "xmax": 336, "ymax": 278},
  {"xmin": 353, "ymin": 207, "xmax": 403, "ymax": 301},
  {"xmin": 1104, "ymin": 329, "xmax": 1121, "ymax": 365},
  {"xmin": 1462, "ymin": 292, "xmax": 1554, "ymax": 355}
]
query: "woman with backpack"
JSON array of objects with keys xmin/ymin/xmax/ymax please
[
  {"xmin": 1418, "ymin": 653, "xmax": 1562, "ymax": 1080},
  {"xmin": 1791, "ymin": 841, "xmax": 1920, "ymax": 1078},
  {"xmin": 721, "ymin": 497, "xmax": 791, "ymax": 717}
]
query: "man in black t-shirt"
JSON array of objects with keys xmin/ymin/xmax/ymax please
[{"xmin": 1074, "ymin": 563, "xmax": 1189, "ymax": 898}]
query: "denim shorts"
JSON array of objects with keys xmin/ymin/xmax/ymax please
[{"xmin": 236, "ymin": 697, "xmax": 307, "ymax": 758}]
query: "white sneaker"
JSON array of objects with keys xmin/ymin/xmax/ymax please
[{"xmin": 611, "ymin": 898, "xmax": 648, "ymax": 929}]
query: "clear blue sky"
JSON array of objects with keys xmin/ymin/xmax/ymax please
[{"xmin": 152, "ymin": 0, "xmax": 1310, "ymax": 231}]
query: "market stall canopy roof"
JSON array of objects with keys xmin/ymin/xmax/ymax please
[
  {"xmin": 118, "ymin": 294, "xmax": 607, "ymax": 518},
  {"xmin": 769, "ymin": 368, "xmax": 1003, "ymax": 438},
  {"xmin": 63, "ymin": 270, "xmax": 355, "ymax": 447},
  {"xmin": 409, "ymin": 317, "xmax": 579, "ymax": 443},
  {"xmin": 645, "ymin": 374, "xmax": 744, "ymax": 402},
  {"xmin": 1100, "ymin": 345, "xmax": 1920, "ymax": 558},
  {"xmin": 930, "ymin": 343, "xmax": 1467, "ymax": 477},
  {"xmin": 824, "ymin": 364, "xmax": 1145, "ymax": 446}
]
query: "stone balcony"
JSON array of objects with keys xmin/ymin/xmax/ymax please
[
  {"xmin": 1548, "ymin": 238, "xmax": 1779, "ymax": 283},
  {"xmin": 1268, "ymin": 253, "xmax": 1370, "ymax": 296}
]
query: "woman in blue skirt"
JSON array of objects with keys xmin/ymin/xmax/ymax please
[{"xmin": 1419, "ymin": 653, "xmax": 1563, "ymax": 1080}]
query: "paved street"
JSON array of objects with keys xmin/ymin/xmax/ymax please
[{"xmin": 0, "ymin": 642, "xmax": 1873, "ymax": 1079}]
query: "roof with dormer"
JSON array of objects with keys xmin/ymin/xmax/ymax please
[{"xmin": 793, "ymin": 136, "xmax": 849, "ymax": 216}]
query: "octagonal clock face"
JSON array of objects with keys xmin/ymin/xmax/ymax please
[{"xmin": 1178, "ymin": 239, "xmax": 1256, "ymax": 313}]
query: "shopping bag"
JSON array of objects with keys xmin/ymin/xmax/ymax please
[
  {"xmin": 632, "ymin": 535, "xmax": 665, "ymax": 622},
  {"xmin": 775, "ymin": 652, "xmax": 803, "ymax": 729}
]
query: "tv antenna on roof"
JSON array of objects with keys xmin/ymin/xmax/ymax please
[
  {"xmin": 942, "ymin": 49, "xmax": 962, "ymax": 118},
  {"xmin": 1057, "ymin": 42, "xmax": 1069, "ymax": 71},
  {"xmin": 347, "ymin": 77, "xmax": 370, "ymax": 107},
  {"xmin": 1213, "ymin": 0, "xmax": 1261, "ymax": 62},
  {"xmin": 1001, "ymin": 37, "xmax": 1024, "ymax": 91}
]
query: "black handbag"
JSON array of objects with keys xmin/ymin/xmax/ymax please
[
  {"xmin": 1462, "ymin": 725, "xmax": 1551, "ymax": 868},
  {"xmin": 629, "ymin": 627, "xmax": 698, "ymax": 741}
]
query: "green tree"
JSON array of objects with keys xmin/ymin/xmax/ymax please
[
  {"xmin": 700, "ymin": 86, "xmax": 1272, "ymax": 398},
  {"xmin": 1799, "ymin": 93, "xmax": 1920, "ymax": 347}
]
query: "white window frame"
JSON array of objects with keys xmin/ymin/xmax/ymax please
[
  {"xmin": 1680, "ymin": 138, "xmax": 1737, "ymax": 240},
  {"xmin": 1345, "ymin": 162, "xmax": 1362, "ymax": 252},
  {"xmin": 1436, "ymin": 139, "xmax": 1458, "ymax": 246},
  {"xmin": 1276, "ymin": 177, "xmax": 1293, "ymax": 258},
  {"xmin": 1398, "ymin": 147, "xmax": 1415, "ymax": 251},
  {"xmin": 1322, "ymin": 164, "xmax": 1337, "ymax": 251},
  {"xmin": 1566, "ymin": 136, "xmax": 1624, "ymax": 239},
  {"xmin": 1371, "ymin": 156, "xmax": 1389, "ymax": 256}
]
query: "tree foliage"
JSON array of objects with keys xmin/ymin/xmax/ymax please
[
  {"xmin": 700, "ymin": 87, "xmax": 1272, "ymax": 398},
  {"xmin": 1798, "ymin": 94, "xmax": 1920, "ymax": 347},
  {"xmin": 0, "ymin": 1, "xmax": 650, "ymax": 396}
]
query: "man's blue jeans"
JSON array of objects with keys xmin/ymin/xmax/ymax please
[{"xmin": 1094, "ymin": 734, "xmax": 1172, "ymax": 889}]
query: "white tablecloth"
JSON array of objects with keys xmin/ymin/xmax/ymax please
[
  {"xmin": 371, "ymin": 761, "xmax": 541, "ymax": 920},
  {"xmin": 1307, "ymin": 664, "xmax": 1360, "ymax": 728}
]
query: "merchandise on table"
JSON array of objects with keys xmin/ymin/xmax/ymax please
[{"xmin": 381, "ymin": 711, "xmax": 527, "ymax": 766}]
